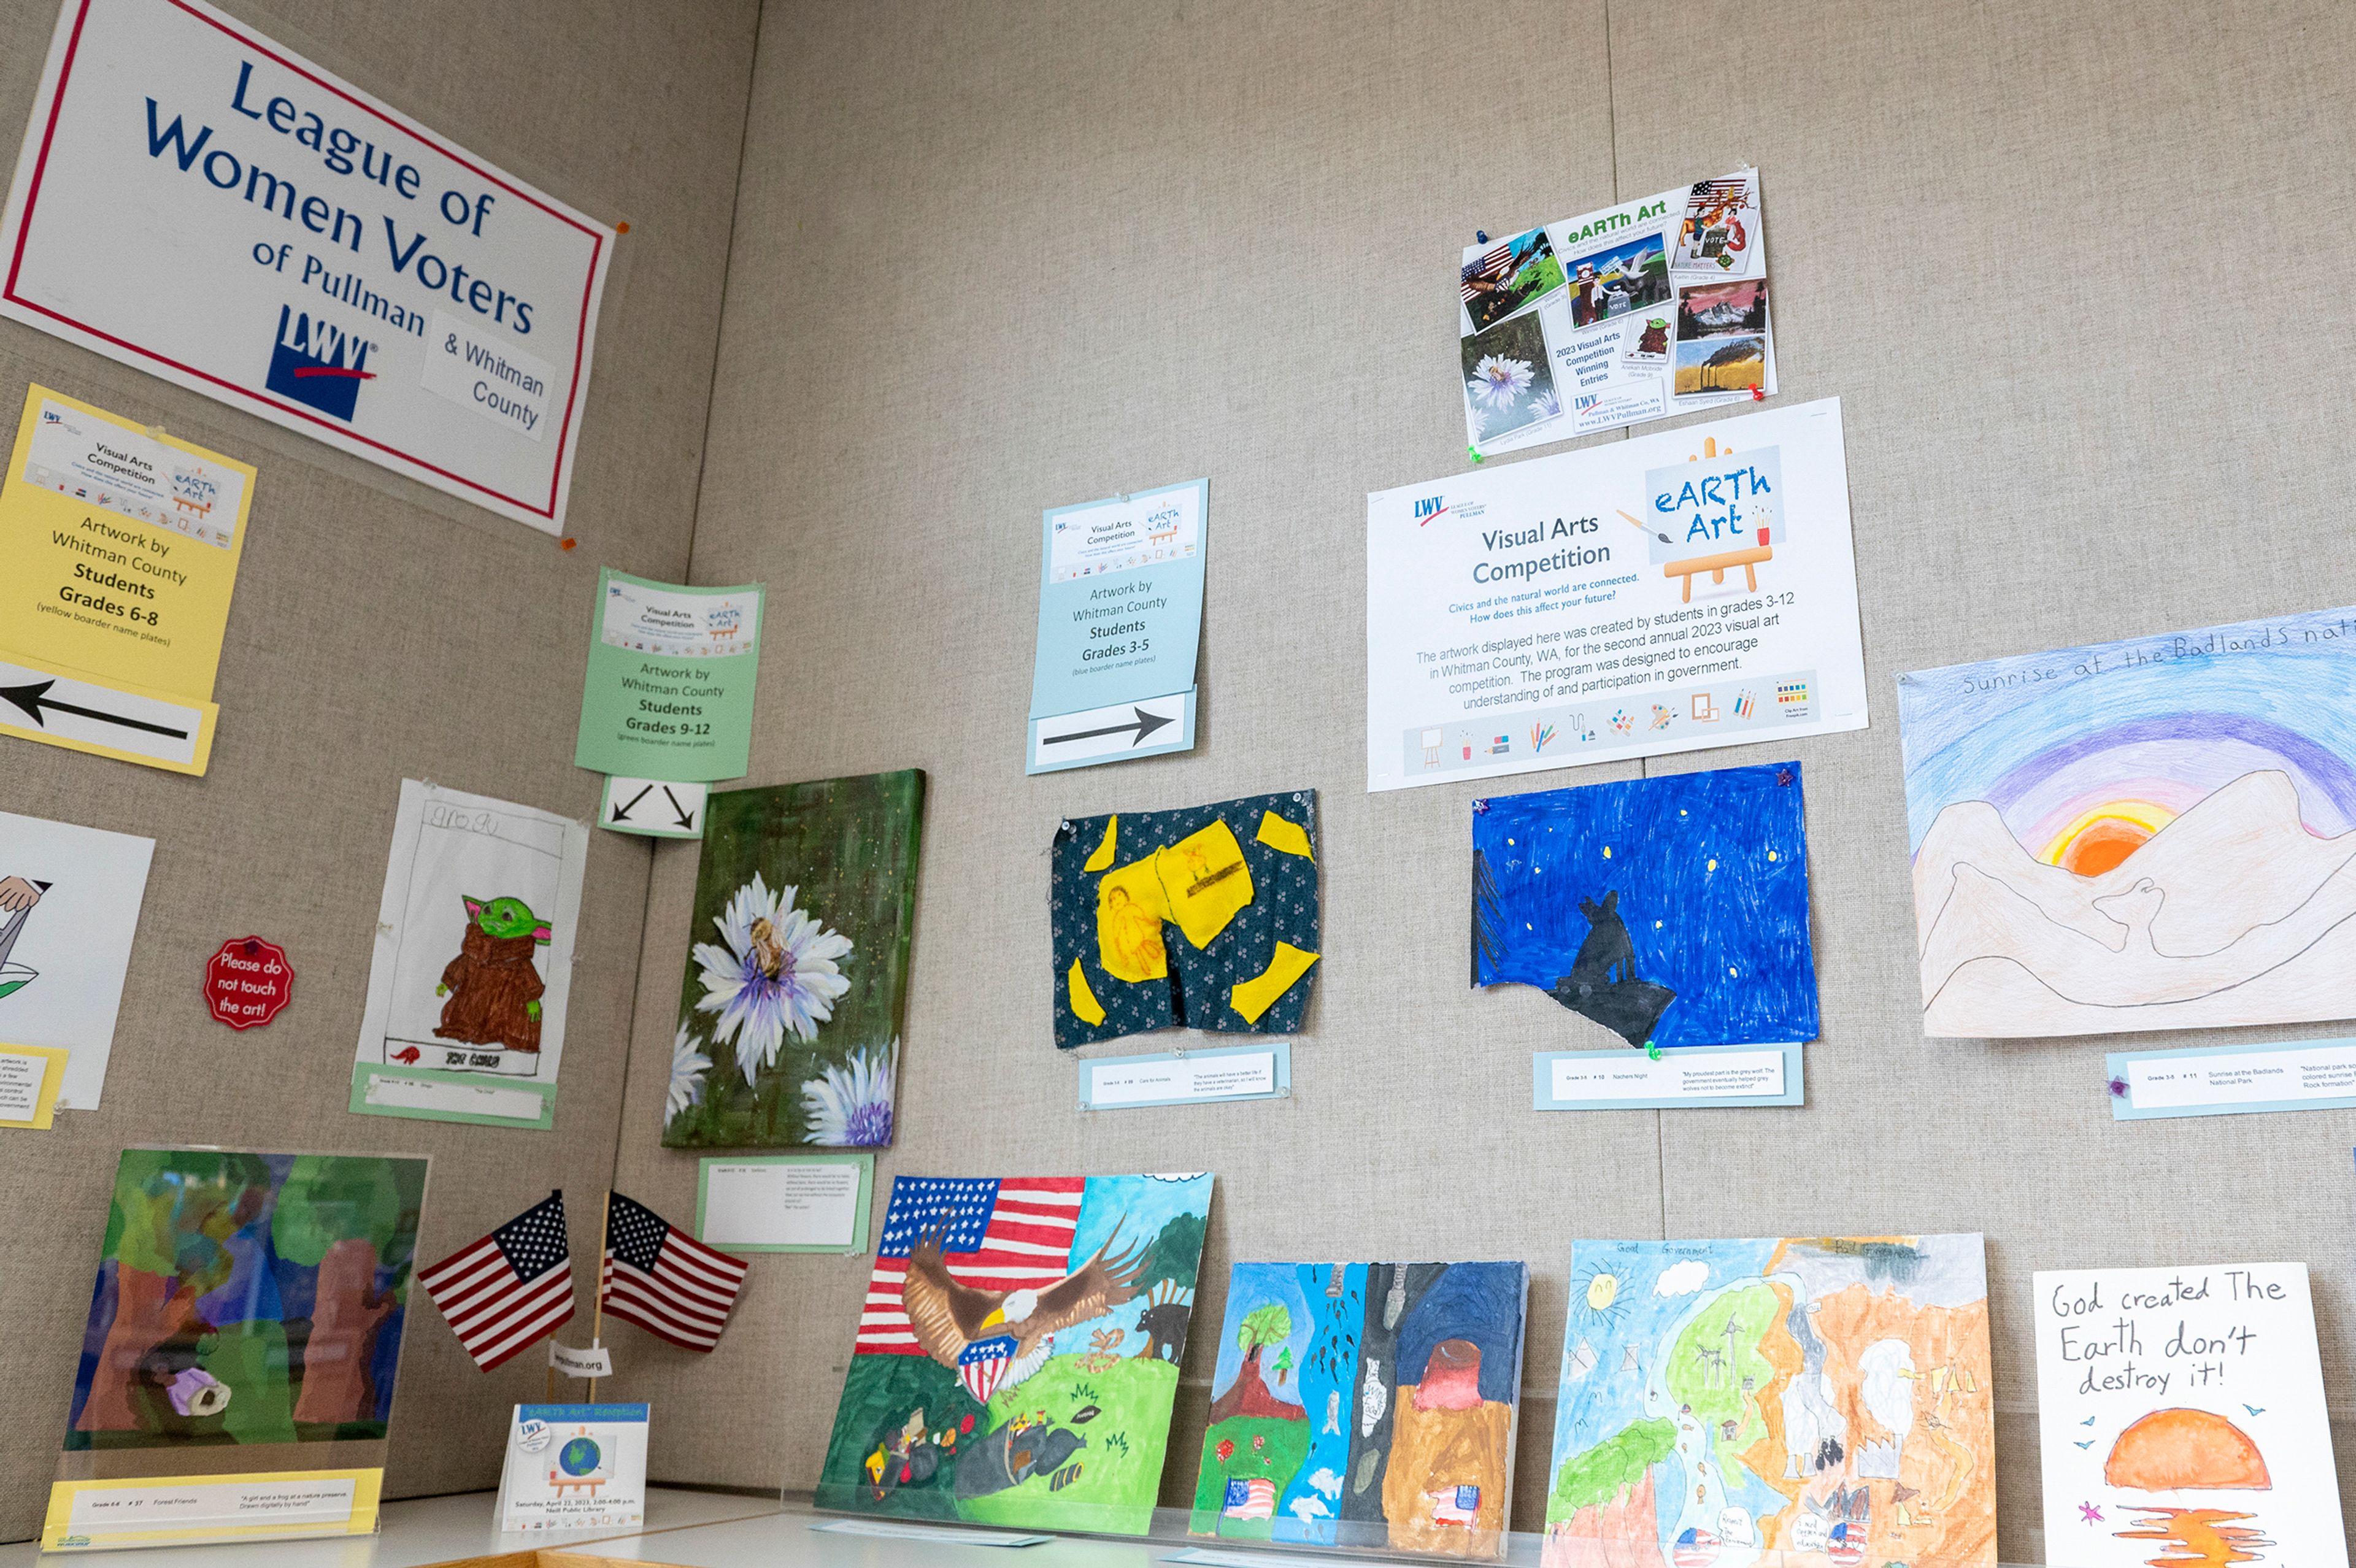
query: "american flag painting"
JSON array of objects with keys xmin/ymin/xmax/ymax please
[
  {"xmin": 1224, "ymin": 1477, "xmax": 1276, "ymax": 1520},
  {"xmin": 1674, "ymin": 1527, "xmax": 1722, "ymax": 1567},
  {"xmin": 1460, "ymin": 240, "xmax": 1518, "ymax": 303},
  {"xmin": 817, "ymin": 1174, "xmax": 1215, "ymax": 1535},
  {"xmin": 415, "ymin": 1191, "xmax": 574, "ymax": 1372},
  {"xmin": 1430, "ymin": 1485, "xmax": 1482, "ymax": 1528},
  {"xmin": 858, "ymin": 1177, "xmax": 1085, "ymax": 1354}
]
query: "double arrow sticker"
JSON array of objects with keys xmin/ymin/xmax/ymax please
[
  {"xmin": 599, "ymin": 775, "xmax": 709, "ymax": 839},
  {"xmin": 0, "ymin": 658, "xmax": 213, "ymax": 774}
]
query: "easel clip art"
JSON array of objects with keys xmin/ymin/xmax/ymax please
[{"xmin": 1616, "ymin": 437, "xmax": 1774, "ymax": 604}]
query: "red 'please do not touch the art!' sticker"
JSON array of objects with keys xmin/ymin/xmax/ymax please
[{"xmin": 205, "ymin": 936, "xmax": 293, "ymax": 1030}]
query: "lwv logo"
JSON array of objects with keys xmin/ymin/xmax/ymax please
[{"xmin": 1413, "ymin": 494, "xmax": 1448, "ymax": 525}]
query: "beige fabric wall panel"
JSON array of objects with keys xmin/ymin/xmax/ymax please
[
  {"xmin": 629, "ymin": 0, "xmax": 2356, "ymax": 1551},
  {"xmin": 1604, "ymin": 0, "xmax": 2356, "ymax": 1559},
  {"xmin": 609, "ymin": 0, "xmax": 1681, "ymax": 1516},
  {"xmin": 0, "ymin": 0, "xmax": 756, "ymax": 1543}
]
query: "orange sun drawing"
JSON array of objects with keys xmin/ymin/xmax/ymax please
[
  {"xmin": 2104, "ymin": 1408, "xmax": 2270, "ymax": 1491},
  {"xmin": 2106, "ymin": 1412, "xmax": 2274, "ymax": 1568},
  {"xmin": 2041, "ymin": 801, "xmax": 2176, "ymax": 877}
]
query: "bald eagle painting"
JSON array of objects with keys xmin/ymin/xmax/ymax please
[
  {"xmin": 818, "ymin": 1172, "xmax": 1215, "ymax": 1534},
  {"xmin": 904, "ymin": 1226, "xmax": 1150, "ymax": 1395}
]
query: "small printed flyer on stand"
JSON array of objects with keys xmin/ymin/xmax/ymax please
[
  {"xmin": 495, "ymin": 1404, "xmax": 649, "ymax": 1531},
  {"xmin": 1460, "ymin": 169, "xmax": 1772, "ymax": 455},
  {"xmin": 1366, "ymin": 398, "xmax": 1865, "ymax": 793}
]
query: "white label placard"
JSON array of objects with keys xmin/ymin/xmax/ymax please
[
  {"xmin": 1090, "ymin": 1051, "xmax": 1273, "ymax": 1106},
  {"xmin": 0, "ymin": 0, "xmax": 614, "ymax": 534},
  {"xmin": 1549, "ymin": 1047, "xmax": 1786, "ymax": 1102},
  {"xmin": 362, "ymin": 1074, "xmax": 544, "ymax": 1121},
  {"xmin": 702, "ymin": 1159, "xmax": 863, "ymax": 1250},
  {"xmin": 0, "ymin": 1051, "xmax": 51, "ymax": 1121},
  {"xmin": 1079, "ymin": 1044, "xmax": 1290, "ymax": 1109},
  {"xmin": 67, "ymin": 1477, "xmax": 355, "ymax": 1531},
  {"xmin": 548, "ymin": 1340, "xmax": 613, "ymax": 1378}
]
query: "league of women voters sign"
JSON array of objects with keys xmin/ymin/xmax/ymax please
[
  {"xmin": 1365, "ymin": 398, "xmax": 1866, "ymax": 791},
  {"xmin": 0, "ymin": 0, "xmax": 614, "ymax": 534}
]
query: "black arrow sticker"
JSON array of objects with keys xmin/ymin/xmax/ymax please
[
  {"xmin": 0, "ymin": 680, "xmax": 189, "ymax": 739},
  {"xmin": 662, "ymin": 786, "xmax": 697, "ymax": 829},
  {"xmin": 1043, "ymin": 705, "xmax": 1176, "ymax": 749},
  {"xmin": 610, "ymin": 783, "xmax": 655, "ymax": 823}
]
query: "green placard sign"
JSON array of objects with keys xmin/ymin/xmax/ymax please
[{"xmin": 574, "ymin": 567, "xmax": 763, "ymax": 780}]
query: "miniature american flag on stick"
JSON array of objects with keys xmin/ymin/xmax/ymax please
[
  {"xmin": 415, "ymin": 1191, "xmax": 576, "ymax": 1371},
  {"xmin": 600, "ymin": 1191, "xmax": 749, "ymax": 1352}
]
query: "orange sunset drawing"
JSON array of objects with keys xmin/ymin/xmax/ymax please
[{"xmin": 2105, "ymin": 1409, "xmax": 2273, "ymax": 1568}]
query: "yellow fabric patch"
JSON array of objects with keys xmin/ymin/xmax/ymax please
[
  {"xmin": 1066, "ymin": 959, "xmax": 1107, "ymax": 1025},
  {"xmin": 1082, "ymin": 815, "xmax": 1118, "ymax": 872},
  {"xmin": 1229, "ymin": 942, "xmax": 1320, "ymax": 1023},
  {"xmin": 1254, "ymin": 810, "xmax": 1314, "ymax": 860},
  {"xmin": 1095, "ymin": 856, "xmax": 1171, "ymax": 982},
  {"xmin": 1155, "ymin": 819, "xmax": 1255, "ymax": 948}
]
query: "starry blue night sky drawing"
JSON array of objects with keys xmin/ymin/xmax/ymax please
[{"xmin": 1472, "ymin": 761, "xmax": 1817, "ymax": 1048}]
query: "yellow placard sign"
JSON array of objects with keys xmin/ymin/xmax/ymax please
[
  {"xmin": 0, "ymin": 386, "xmax": 254, "ymax": 773},
  {"xmin": 42, "ymin": 1467, "xmax": 380, "ymax": 1551},
  {"xmin": 0, "ymin": 1043, "xmax": 69, "ymax": 1129}
]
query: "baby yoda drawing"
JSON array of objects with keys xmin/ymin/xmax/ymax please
[{"xmin": 433, "ymin": 895, "xmax": 550, "ymax": 1054}]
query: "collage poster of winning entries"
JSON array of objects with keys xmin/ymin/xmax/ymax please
[{"xmin": 0, "ymin": 18, "xmax": 2348, "ymax": 1555}]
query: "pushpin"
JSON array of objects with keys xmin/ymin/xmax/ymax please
[
  {"xmin": 559, "ymin": 537, "xmax": 577, "ymax": 551},
  {"xmin": 1750, "ymin": 385, "xmax": 1765, "ymax": 400},
  {"xmin": 1646, "ymin": 1040, "xmax": 1661, "ymax": 1061},
  {"xmin": 1467, "ymin": 447, "xmax": 1483, "ymax": 464},
  {"xmin": 616, "ymin": 221, "xmax": 632, "ymax": 235},
  {"xmin": 1475, "ymin": 230, "xmax": 1488, "ymax": 244}
]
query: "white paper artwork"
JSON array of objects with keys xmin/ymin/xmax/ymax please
[
  {"xmin": 2033, "ymin": 1261, "xmax": 2346, "ymax": 1568},
  {"xmin": 0, "ymin": 809, "xmax": 154, "ymax": 1109}
]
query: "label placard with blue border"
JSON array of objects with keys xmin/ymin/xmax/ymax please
[
  {"xmin": 2108, "ymin": 1037, "xmax": 2356, "ymax": 1120},
  {"xmin": 1534, "ymin": 1040, "xmax": 1803, "ymax": 1109},
  {"xmin": 1028, "ymin": 478, "xmax": 1206, "ymax": 774}
]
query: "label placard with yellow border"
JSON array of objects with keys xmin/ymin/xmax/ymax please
[
  {"xmin": 42, "ymin": 1467, "xmax": 380, "ymax": 1551},
  {"xmin": 0, "ymin": 386, "xmax": 253, "ymax": 774},
  {"xmin": 0, "ymin": 1043, "xmax": 69, "ymax": 1128}
]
